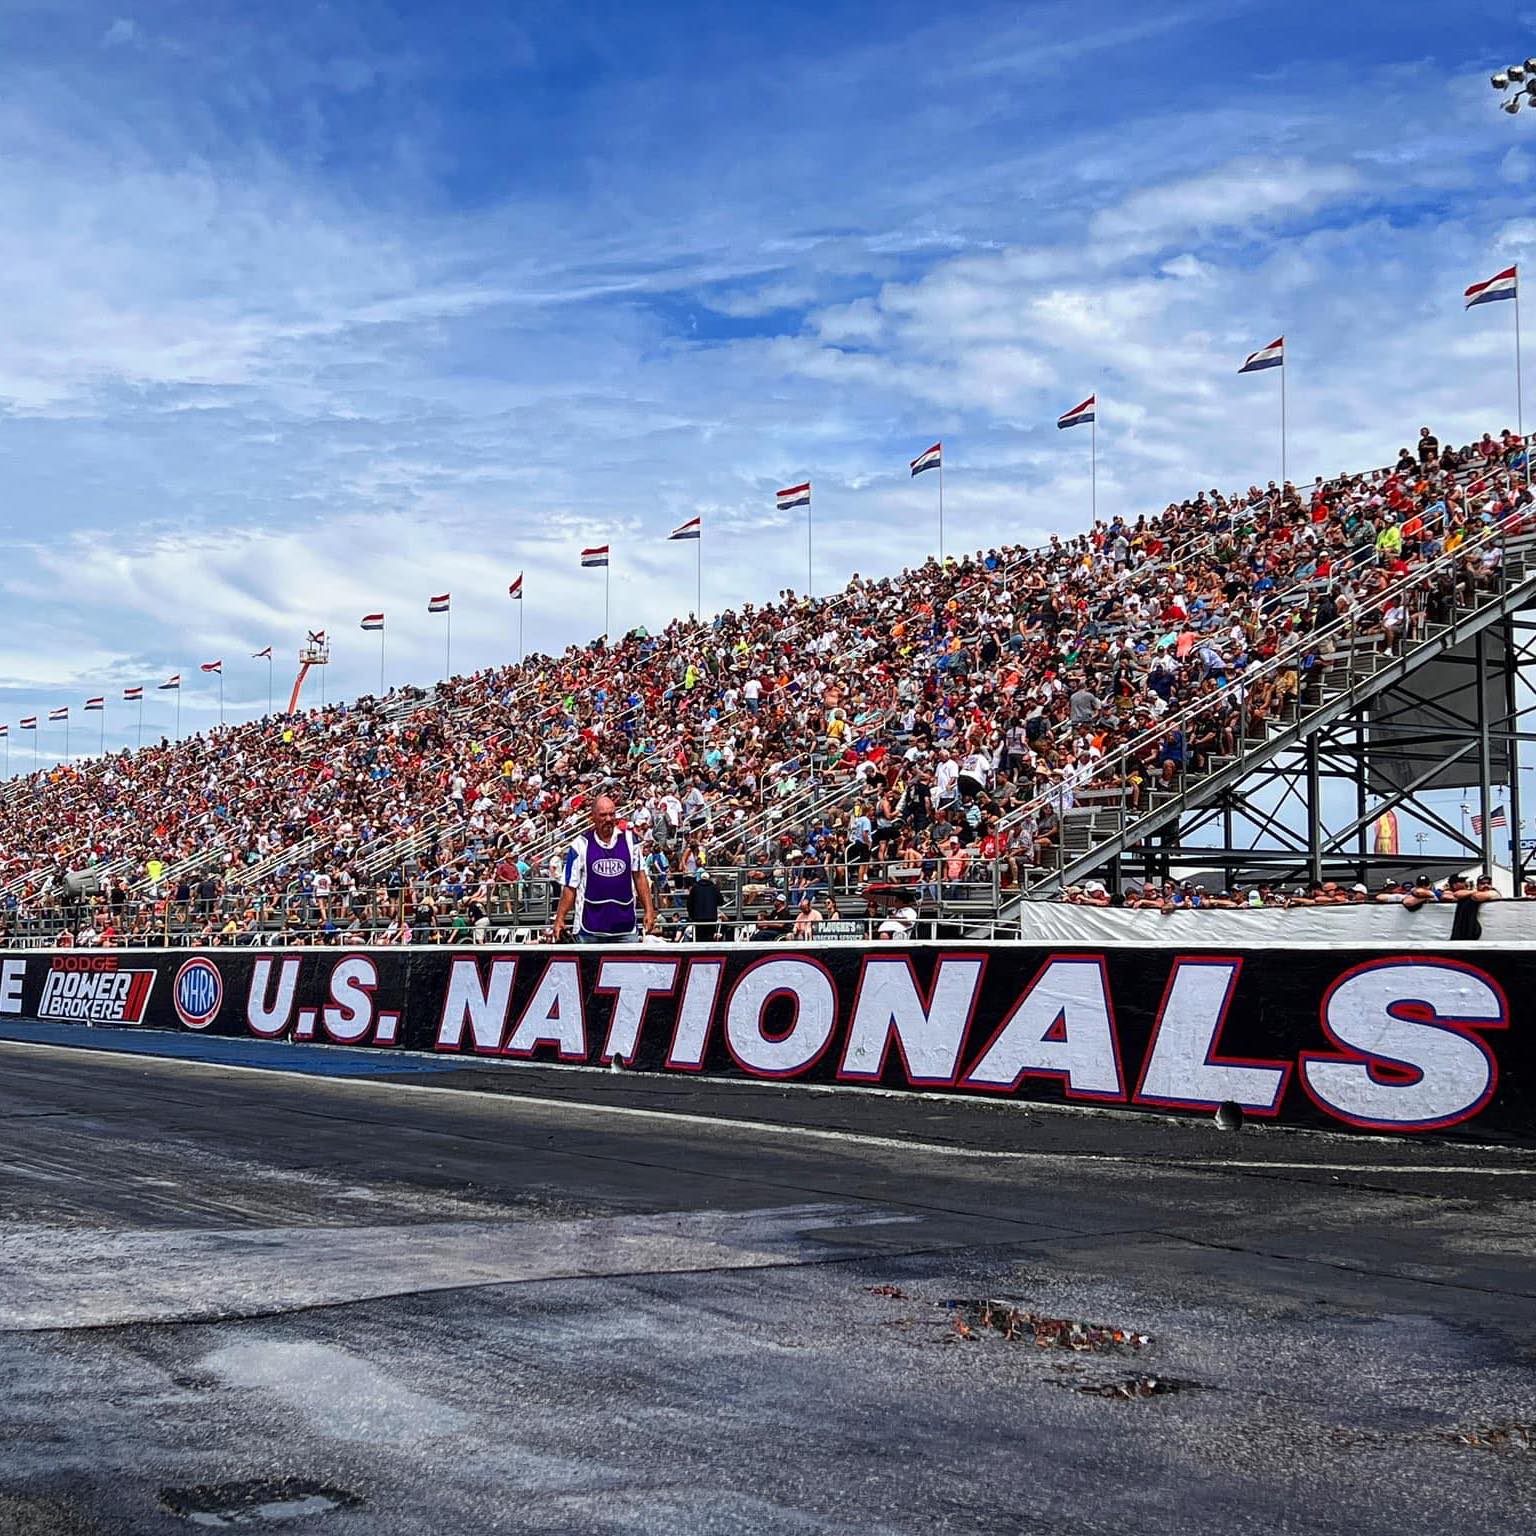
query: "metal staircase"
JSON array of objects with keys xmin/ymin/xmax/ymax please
[{"xmin": 997, "ymin": 518, "xmax": 1536, "ymax": 903}]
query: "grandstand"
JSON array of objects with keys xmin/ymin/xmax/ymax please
[{"xmin": 0, "ymin": 425, "xmax": 1530, "ymax": 947}]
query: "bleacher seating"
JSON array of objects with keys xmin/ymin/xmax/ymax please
[{"xmin": 2, "ymin": 425, "xmax": 1530, "ymax": 946}]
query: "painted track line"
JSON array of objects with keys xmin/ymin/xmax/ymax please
[{"xmin": 2, "ymin": 1035, "xmax": 1532, "ymax": 1178}]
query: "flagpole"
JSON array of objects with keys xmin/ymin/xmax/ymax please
[
  {"xmin": 605, "ymin": 562, "xmax": 611, "ymax": 642},
  {"xmin": 939, "ymin": 455, "xmax": 947, "ymax": 563},
  {"xmin": 696, "ymin": 532, "xmax": 702, "ymax": 621},
  {"xmin": 98, "ymin": 707, "xmax": 104, "ymax": 755},
  {"xmin": 1516, "ymin": 282, "xmax": 1526, "ymax": 486},
  {"xmin": 518, "ymin": 599, "xmax": 524, "ymax": 664},
  {"xmin": 137, "ymin": 696, "xmax": 143, "ymax": 751},
  {"xmin": 445, "ymin": 608, "xmax": 452, "ymax": 680},
  {"xmin": 380, "ymin": 628, "xmax": 386, "ymax": 696},
  {"xmin": 1090, "ymin": 413, "xmax": 1097, "ymax": 524},
  {"xmin": 1280, "ymin": 353, "xmax": 1288, "ymax": 487},
  {"xmin": 267, "ymin": 655, "xmax": 273, "ymax": 716},
  {"xmin": 63, "ymin": 716, "xmax": 69, "ymax": 764},
  {"xmin": 807, "ymin": 502, "xmax": 813, "ymax": 598},
  {"xmin": 218, "ymin": 671, "xmax": 224, "ymax": 727},
  {"xmin": 175, "ymin": 687, "xmax": 181, "ymax": 738}
]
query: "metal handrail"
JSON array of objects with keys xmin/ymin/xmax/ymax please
[{"xmin": 999, "ymin": 508, "xmax": 1533, "ymax": 868}]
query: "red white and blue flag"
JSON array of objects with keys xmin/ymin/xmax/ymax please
[
  {"xmin": 427, "ymin": 593, "xmax": 450, "ymax": 613},
  {"xmin": 123, "ymin": 686, "xmax": 143, "ymax": 701},
  {"xmin": 18, "ymin": 717, "xmax": 35, "ymax": 730},
  {"xmin": 0, "ymin": 725, "xmax": 8, "ymax": 738},
  {"xmin": 159, "ymin": 675, "xmax": 180, "ymax": 691},
  {"xmin": 251, "ymin": 646, "xmax": 272, "ymax": 660},
  {"xmin": 776, "ymin": 482, "xmax": 811, "ymax": 510},
  {"xmin": 508, "ymin": 574, "xmax": 523, "ymax": 600},
  {"xmin": 48, "ymin": 707, "xmax": 68, "ymax": 722},
  {"xmin": 201, "ymin": 660, "xmax": 222, "ymax": 675},
  {"xmin": 910, "ymin": 443, "xmax": 942, "ymax": 476},
  {"xmin": 581, "ymin": 546, "xmax": 610, "ymax": 568},
  {"xmin": 1465, "ymin": 266, "xmax": 1518, "ymax": 308},
  {"xmin": 1057, "ymin": 396, "xmax": 1095, "ymax": 430},
  {"xmin": 360, "ymin": 613, "xmax": 384, "ymax": 631},
  {"xmin": 84, "ymin": 697, "xmax": 103, "ymax": 712},
  {"xmin": 1471, "ymin": 805, "xmax": 1509, "ymax": 835},
  {"xmin": 669, "ymin": 516, "xmax": 702, "ymax": 541},
  {"xmin": 1239, "ymin": 337, "xmax": 1285, "ymax": 373}
]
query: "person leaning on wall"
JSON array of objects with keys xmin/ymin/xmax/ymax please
[{"xmin": 1402, "ymin": 871, "xmax": 1501, "ymax": 939}]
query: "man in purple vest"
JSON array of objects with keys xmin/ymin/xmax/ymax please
[{"xmin": 552, "ymin": 794, "xmax": 657, "ymax": 944}]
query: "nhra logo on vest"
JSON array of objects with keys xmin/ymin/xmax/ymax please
[
  {"xmin": 590, "ymin": 857, "xmax": 626, "ymax": 878},
  {"xmin": 38, "ymin": 955, "xmax": 156, "ymax": 1024},
  {"xmin": 173, "ymin": 957, "xmax": 223, "ymax": 1029}
]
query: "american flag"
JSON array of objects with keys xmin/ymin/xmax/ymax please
[{"xmin": 1471, "ymin": 806, "xmax": 1509, "ymax": 835}]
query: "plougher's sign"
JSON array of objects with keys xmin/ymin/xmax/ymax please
[{"xmin": 1, "ymin": 945, "xmax": 1528, "ymax": 1139}]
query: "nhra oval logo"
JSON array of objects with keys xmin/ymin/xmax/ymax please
[
  {"xmin": 173, "ymin": 957, "xmax": 223, "ymax": 1030},
  {"xmin": 590, "ymin": 857, "xmax": 626, "ymax": 878}
]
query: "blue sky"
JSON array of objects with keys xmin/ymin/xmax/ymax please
[{"xmin": 0, "ymin": 0, "xmax": 1533, "ymax": 756}]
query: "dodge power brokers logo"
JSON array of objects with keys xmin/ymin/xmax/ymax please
[{"xmin": 38, "ymin": 954, "xmax": 157, "ymax": 1023}]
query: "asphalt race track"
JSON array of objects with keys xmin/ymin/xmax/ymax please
[{"xmin": 1, "ymin": 1031, "xmax": 1535, "ymax": 1534}]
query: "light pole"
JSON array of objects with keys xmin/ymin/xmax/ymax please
[{"xmin": 1489, "ymin": 59, "xmax": 1536, "ymax": 113}]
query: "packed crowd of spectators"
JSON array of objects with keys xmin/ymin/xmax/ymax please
[
  {"xmin": 0, "ymin": 423, "xmax": 1529, "ymax": 946},
  {"xmin": 1064, "ymin": 872, "xmax": 1516, "ymax": 910}
]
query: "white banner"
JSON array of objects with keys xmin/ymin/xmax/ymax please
[{"xmin": 1008, "ymin": 900, "xmax": 1536, "ymax": 945}]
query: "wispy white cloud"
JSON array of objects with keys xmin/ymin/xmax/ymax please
[
  {"xmin": 1090, "ymin": 158, "xmax": 1364, "ymax": 255},
  {"xmin": 0, "ymin": 2, "xmax": 1527, "ymax": 755}
]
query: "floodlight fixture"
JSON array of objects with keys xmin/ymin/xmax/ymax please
[
  {"xmin": 1526, "ymin": 57, "xmax": 1536, "ymax": 72},
  {"xmin": 1509, "ymin": 63, "xmax": 1527, "ymax": 81},
  {"xmin": 1494, "ymin": 71, "xmax": 1511, "ymax": 89}
]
